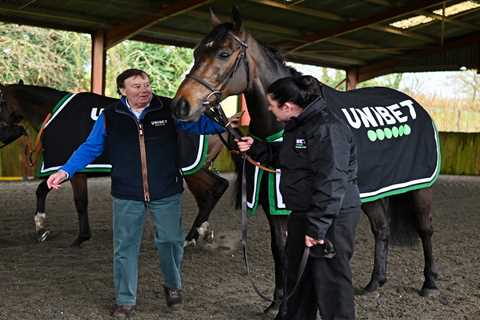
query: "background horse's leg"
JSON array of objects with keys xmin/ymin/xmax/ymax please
[
  {"xmin": 411, "ymin": 188, "xmax": 439, "ymax": 296},
  {"xmin": 362, "ymin": 199, "xmax": 390, "ymax": 293},
  {"xmin": 34, "ymin": 179, "xmax": 51, "ymax": 242},
  {"xmin": 70, "ymin": 173, "xmax": 91, "ymax": 247},
  {"xmin": 259, "ymin": 178, "xmax": 288, "ymax": 315},
  {"xmin": 184, "ymin": 168, "xmax": 229, "ymax": 246}
]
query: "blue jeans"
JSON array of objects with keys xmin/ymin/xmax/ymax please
[{"xmin": 112, "ymin": 193, "xmax": 184, "ymax": 305}]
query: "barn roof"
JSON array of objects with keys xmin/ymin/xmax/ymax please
[{"xmin": 1, "ymin": 0, "xmax": 479, "ymax": 81}]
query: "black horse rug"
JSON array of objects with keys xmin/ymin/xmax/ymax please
[
  {"xmin": 246, "ymin": 86, "xmax": 440, "ymax": 215},
  {"xmin": 38, "ymin": 93, "xmax": 208, "ymax": 177}
]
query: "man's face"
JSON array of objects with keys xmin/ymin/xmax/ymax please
[{"xmin": 120, "ymin": 75, "xmax": 153, "ymax": 108}]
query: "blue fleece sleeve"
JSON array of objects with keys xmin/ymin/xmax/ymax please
[
  {"xmin": 61, "ymin": 113, "xmax": 106, "ymax": 177},
  {"xmin": 176, "ymin": 115, "xmax": 225, "ymax": 135}
]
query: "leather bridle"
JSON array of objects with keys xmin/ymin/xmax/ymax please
[{"xmin": 186, "ymin": 31, "xmax": 250, "ymax": 115}]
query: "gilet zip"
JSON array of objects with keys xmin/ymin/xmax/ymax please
[{"xmin": 137, "ymin": 123, "xmax": 150, "ymax": 202}]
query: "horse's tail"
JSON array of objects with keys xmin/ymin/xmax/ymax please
[{"xmin": 388, "ymin": 192, "xmax": 419, "ymax": 246}]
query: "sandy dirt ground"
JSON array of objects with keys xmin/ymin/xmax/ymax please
[{"xmin": 0, "ymin": 174, "xmax": 479, "ymax": 320}]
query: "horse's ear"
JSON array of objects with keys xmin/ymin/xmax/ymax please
[
  {"xmin": 209, "ymin": 8, "xmax": 222, "ymax": 27},
  {"xmin": 18, "ymin": 80, "xmax": 24, "ymax": 85},
  {"xmin": 232, "ymin": 6, "xmax": 243, "ymax": 32}
]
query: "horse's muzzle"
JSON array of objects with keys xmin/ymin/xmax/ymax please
[
  {"xmin": 0, "ymin": 124, "xmax": 26, "ymax": 145},
  {"xmin": 170, "ymin": 97, "xmax": 191, "ymax": 120}
]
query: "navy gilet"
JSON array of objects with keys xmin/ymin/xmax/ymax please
[{"xmin": 103, "ymin": 96, "xmax": 183, "ymax": 201}]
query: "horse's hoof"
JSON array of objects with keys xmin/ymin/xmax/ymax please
[
  {"xmin": 363, "ymin": 278, "xmax": 386, "ymax": 293},
  {"xmin": 203, "ymin": 230, "xmax": 215, "ymax": 243},
  {"xmin": 36, "ymin": 229, "xmax": 51, "ymax": 243},
  {"xmin": 184, "ymin": 239, "xmax": 197, "ymax": 248},
  {"xmin": 70, "ymin": 236, "xmax": 90, "ymax": 247},
  {"xmin": 263, "ymin": 301, "xmax": 280, "ymax": 315},
  {"xmin": 420, "ymin": 287, "xmax": 440, "ymax": 297}
]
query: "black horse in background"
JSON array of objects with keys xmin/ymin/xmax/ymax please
[
  {"xmin": 0, "ymin": 82, "xmax": 236, "ymax": 248},
  {"xmin": 171, "ymin": 7, "xmax": 440, "ymax": 313}
]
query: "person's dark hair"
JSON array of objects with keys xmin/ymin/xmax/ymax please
[
  {"xmin": 267, "ymin": 75, "xmax": 322, "ymax": 108},
  {"xmin": 116, "ymin": 69, "xmax": 150, "ymax": 95}
]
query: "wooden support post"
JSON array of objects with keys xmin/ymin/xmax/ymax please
[
  {"xmin": 346, "ymin": 67, "xmax": 359, "ymax": 91},
  {"xmin": 91, "ymin": 30, "xmax": 106, "ymax": 95}
]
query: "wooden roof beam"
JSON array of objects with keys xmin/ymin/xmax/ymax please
[
  {"xmin": 369, "ymin": 25, "xmax": 437, "ymax": 42},
  {"xmin": 245, "ymin": 0, "xmax": 442, "ymax": 51},
  {"xmin": 291, "ymin": 51, "xmax": 366, "ymax": 66},
  {"xmin": 245, "ymin": 0, "xmax": 345, "ymax": 21},
  {"xmin": 357, "ymin": 31, "xmax": 480, "ymax": 81},
  {"xmin": 287, "ymin": 0, "xmax": 453, "ymax": 53},
  {"xmin": 185, "ymin": 10, "xmax": 375, "ymax": 49},
  {"xmin": 301, "ymin": 47, "xmax": 408, "ymax": 54},
  {"xmin": 105, "ymin": 0, "xmax": 212, "ymax": 49},
  {"xmin": 365, "ymin": 0, "xmax": 393, "ymax": 6},
  {"xmin": 0, "ymin": 4, "xmax": 109, "ymax": 29},
  {"xmin": 421, "ymin": 10, "xmax": 480, "ymax": 31}
]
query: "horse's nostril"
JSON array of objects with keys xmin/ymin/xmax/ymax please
[{"xmin": 172, "ymin": 98, "xmax": 190, "ymax": 119}]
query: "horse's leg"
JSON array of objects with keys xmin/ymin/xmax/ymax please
[
  {"xmin": 70, "ymin": 173, "xmax": 91, "ymax": 247},
  {"xmin": 184, "ymin": 168, "xmax": 229, "ymax": 246},
  {"xmin": 258, "ymin": 180, "xmax": 288, "ymax": 315},
  {"xmin": 362, "ymin": 199, "xmax": 390, "ymax": 293},
  {"xmin": 411, "ymin": 188, "xmax": 439, "ymax": 296},
  {"xmin": 34, "ymin": 179, "xmax": 51, "ymax": 242}
]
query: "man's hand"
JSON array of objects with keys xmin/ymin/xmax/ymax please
[
  {"xmin": 47, "ymin": 171, "xmax": 68, "ymax": 190},
  {"xmin": 235, "ymin": 136, "xmax": 254, "ymax": 152},
  {"xmin": 305, "ymin": 235, "xmax": 325, "ymax": 247}
]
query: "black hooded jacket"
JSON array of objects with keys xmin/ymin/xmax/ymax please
[{"xmin": 249, "ymin": 95, "xmax": 361, "ymax": 239}]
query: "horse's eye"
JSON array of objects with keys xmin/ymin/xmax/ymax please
[{"xmin": 218, "ymin": 51, "xmax": 231, "ymax": 59}]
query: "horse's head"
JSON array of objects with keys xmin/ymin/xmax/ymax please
[
  {"xmin": 171, "ymin": 7, "xmax": 251, "ymax": 121},
  {"xmin": 0, "ymin": 82, "xmax": 26, "ymax": 146},
  {"xmin": 0, "ymin": 82, "xmax": 24, "ymax": 126}
]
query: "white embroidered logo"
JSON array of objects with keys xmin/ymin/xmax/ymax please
[
  {"xmin": 151, "ymin": 120, "xmax": 167, "ymax": 127},
  {"xmin": 295, "ymin": 138, "xmax": 307, "ymax": 149}
]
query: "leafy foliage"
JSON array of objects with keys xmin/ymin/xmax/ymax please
[
  {"xmin": 0, "ymin": 23, "xmax": 193, "ymax": 98},
  {"xmin": 106, "ymin": 41, "xmax": 193, "ymax": 98},
  {"xmin": 0, "ymin": 23, "xmax": 90, "ymax": 91}
]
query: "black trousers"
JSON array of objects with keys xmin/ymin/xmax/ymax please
[{"xmin": 279, "ymin": 208, "xmax": 361, "ymax": 320}]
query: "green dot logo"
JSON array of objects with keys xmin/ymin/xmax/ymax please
[
  {"xmin": 392, "ymin": 126, "xmax": 399, "ymax": 137},
  {"xmin": 384, "ymin": 127, "xmax": 392, "ymax": 139},
  {"xmin": 367, "ymin": 130, "xmax": 377, "ymax": 142},
  {"xmin": 399, "ymin": 125, "xmax": 405, "ymax": 136},
  {"xmin": 376, "ymin": 129, "xmax": 385, "ymax": 140},
  {"xmin": 404, "ymin": 124, "xmax": 411, "ymax": 135}
]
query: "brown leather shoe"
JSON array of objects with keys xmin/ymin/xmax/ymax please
[
  {"xmin": 111, "ymin": 304, "xmax": 135, "ymax": 319},
  {"xmin": 164, "ymin": 286, "xmax": 183, "ymax": 308}
]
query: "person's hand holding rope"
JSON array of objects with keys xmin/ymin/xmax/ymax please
[{"xmin": 235, "ymin": 136, "xmax": 254, "ymax": 153}]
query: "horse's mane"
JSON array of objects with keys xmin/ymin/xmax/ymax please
[
  {"xmin": 263, "ymin": 45, "xmax": 302, "ymax": 77},
  {"xmin": 10, "ymin": 84, "xmax": 69, "ymax": 106}
]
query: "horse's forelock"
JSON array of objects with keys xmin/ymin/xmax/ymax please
[{"xmin": 196, "ymin": 23, "xmax": 235, "ymax": 53}]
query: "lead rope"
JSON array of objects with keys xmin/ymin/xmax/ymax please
[
  {"xmin": 24, "ymin": 113, "xmax": 52, "ymax": 167},
  {"xmin": 239, "ymin": 154, "xmax": 310, "ymax": 303}
]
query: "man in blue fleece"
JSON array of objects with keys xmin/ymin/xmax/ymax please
[{"xmin": 47, "ymin": 69, "xmax": 225, "ymax": 318}]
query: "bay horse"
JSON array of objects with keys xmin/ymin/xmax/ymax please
[
  {"xmin": 0, "ymin": 82, "xmax": 236, "ymax": 248},
  {"xmin": 170, "ymin": 7, "xmax": 439, "ymax": 311}
]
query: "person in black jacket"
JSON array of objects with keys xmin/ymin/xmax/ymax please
[{"xmin": 237, "ymin": 75, "xmax": 361, "ymax": 320}]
